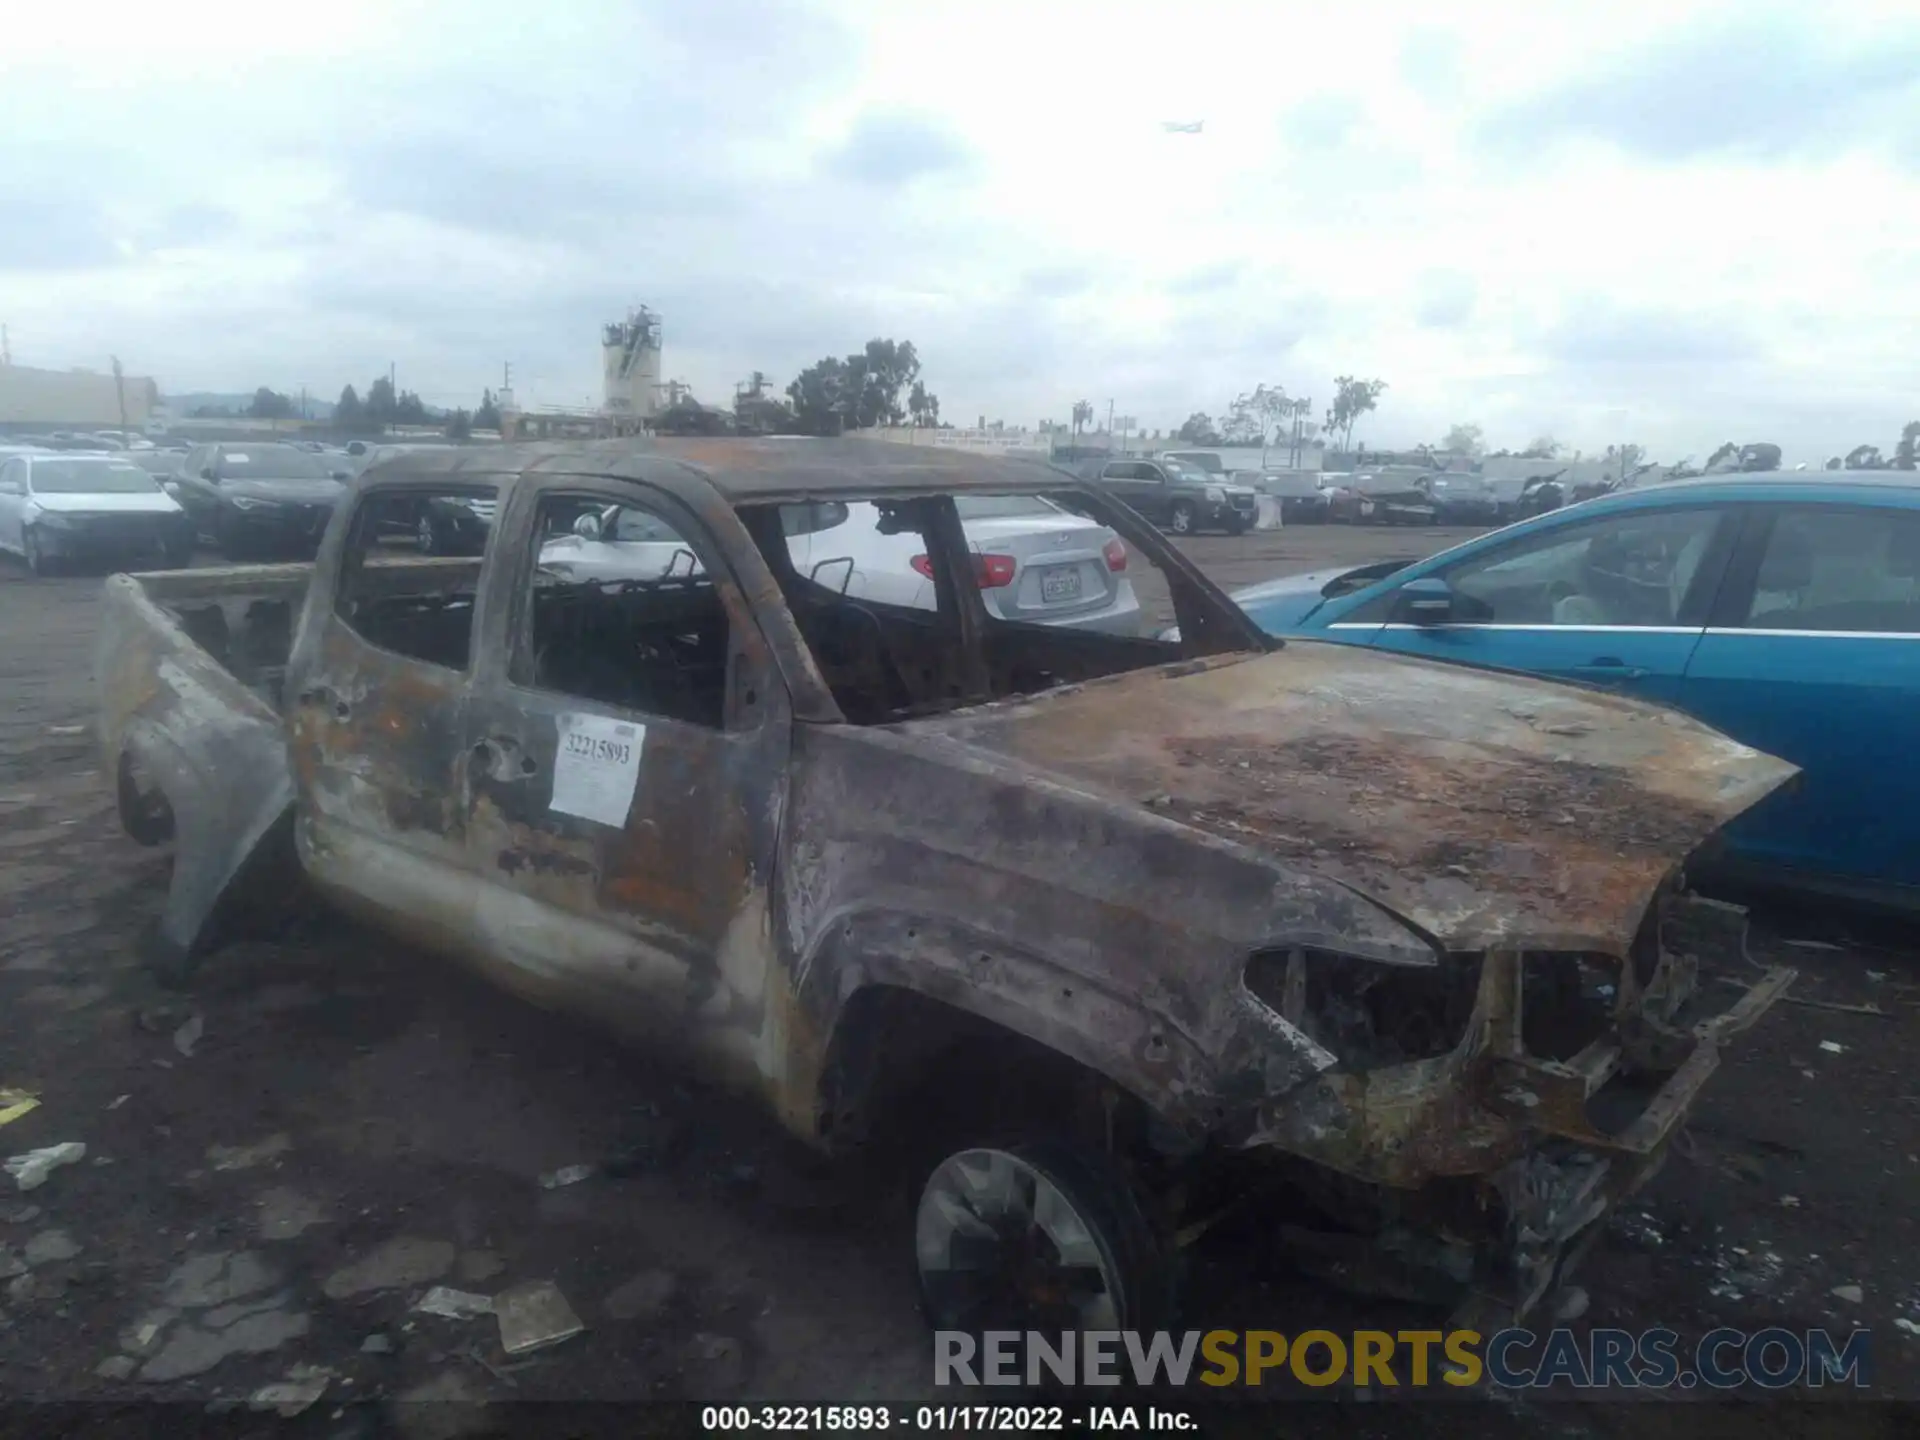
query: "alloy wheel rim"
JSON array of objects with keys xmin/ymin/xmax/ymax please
[{"xmin": 915, "ymin": 1148, "xmax": 1123, "ymax": 1334}]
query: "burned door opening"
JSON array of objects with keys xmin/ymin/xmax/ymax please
[
  {"xmin": 458, "ymin": 479, "xmax": 793, "ymax": 1089},
  {"xmin": 287, "ymin": 485, "xmax": 500, "ymax": 946}
]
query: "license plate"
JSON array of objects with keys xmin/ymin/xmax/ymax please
[{"xmin": 1039, "ymin": 566, "xmax": 1082, "ymax": 603}]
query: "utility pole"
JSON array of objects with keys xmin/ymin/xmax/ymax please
[
  {"xmin": 300, "ymin": 385, "xmax": 308, "ymax": 421},
  {"xmin": 1106, "ymin": 399, "xmax": 1114, "ymax": 445},
  {"xmin": 503, "ymin": 362, "xmax": 512, "ymax": 392},
  {"xmin": 111, "ymin": 355, "xmax": 128, "ymax": 439}
]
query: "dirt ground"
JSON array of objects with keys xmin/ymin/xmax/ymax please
[{"xmin": 0, "ymin": 523, "xmax": 1915, "ymax": 1437}]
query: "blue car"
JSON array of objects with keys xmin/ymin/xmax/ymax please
[{"xmin": 1224, "ymin": 472, "xmax": 1920, "ymax": 908}]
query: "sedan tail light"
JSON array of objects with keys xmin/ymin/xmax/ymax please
[
  {"xmin": 976, "ymin": 553, "xmax": 1017, "ymax": 588},
  {"xmin": 909, "ymin": 553, "xmax": 1019, "ymax": 589},
  {"xmin": 1103, "ymin": 538, "xmax": 1127, "ymax": 572}
]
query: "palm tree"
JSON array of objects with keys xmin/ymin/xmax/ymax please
[{"xmin": 1071, "ymin": 399, "xmax": 1093, "ymax": 439}]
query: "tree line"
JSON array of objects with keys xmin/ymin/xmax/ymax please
[
  {"xmin": 1171, "ymin": 377, "xmax": 1386, "ymax": 451},
  {"xmin": 1829, "ymin": 421, "xmax": 1920, "ymax": 471}
]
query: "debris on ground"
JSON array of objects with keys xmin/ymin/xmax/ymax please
[
  {"xmin": 172, "ymin": 1013, "xmax": 204, "ymax": 1058},
  {"xmin": 1781, "ymin": 1195, "xmax": 1802, "ymax": 1207},
  {"xmin": 1820, "ymin": 1040, "xmax": 1846, "ymax": 1054},
  {"xmin": 22, "ymin": 1228, "xmax": 81, "ymax": 1265},
  {"xmin": 361, "ymin": 1333, "xmax": 396, "ymax": 1355},
  {"xmin": 136, "ymin": 1252, "xmax": 312, "ymax": 1382},
  {"xmin": 0, "ymin": 1089, "xmax": 39, "ymax": 1127},
  {"xmin": 537, "ymin": 1164, "xmax": 595, "ymax": 1190},
  {"xmin": 495, "ymin": 1279, "xmax": 585, "ymax": 1355},
  {"xmin": 254, "ymin": 1185, "xmax": 327, "ymax": 1241},
  {"xmin": 6, "ymin": 1141, "xmax": 86, "ymax": 1191},
  {"xmin": 249, "ymin": 1363, "xmax": 334, "ymax": 1417},
  {"xmin": 207, "ymin": 1133, "xmax": 292, "ymax": 1172},
  {"xmin": 94, "ymin": 1355, "xmax": 137, "ymax": 1381},
  {"xmin": 1832, "ymin": 1284, "xmax": 1865, "ymax": 1304},
  {"xmin": 106, "ymin": 1094, "xmax": 129, "ymax": 1111},
  {"xmin": 322, "ymin": 1237, "xmax": 456, "ymax": 1300},
  {"xmin": 415, "ymin": 1286, "xmax": 495, "ymax": 1320}
]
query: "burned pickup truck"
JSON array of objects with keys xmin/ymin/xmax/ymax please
[{"xmin": 98, "ymin": 438, "xmax": 1797, "ymax": 1334}]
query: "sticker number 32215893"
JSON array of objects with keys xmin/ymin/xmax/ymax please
[{"xmin": 548, "ymin": 713, "xmax": 647, "ymax": 828}]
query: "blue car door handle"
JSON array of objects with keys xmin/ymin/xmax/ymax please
[{"xmin": 1571, "ymin": 657, "xmax": 1648, "ymax": 681}]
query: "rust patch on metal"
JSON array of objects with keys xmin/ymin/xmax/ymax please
[{"xmin": 918, "ymin": 640, "xmax": 1798, "ymax": 955}]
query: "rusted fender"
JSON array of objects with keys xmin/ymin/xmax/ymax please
[
  {"xmin": 777, "ymin": 722, "xmax": 1445, "ymax": 1141},
  {"xmin": 917, "ymin": 641, "xmax": 1799, "ymax": 957},
  {"xmin": 96, "ymin": 572, "xmax": 299, "ymax": 961}
]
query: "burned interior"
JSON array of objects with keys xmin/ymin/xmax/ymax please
[{"xmin": 736, "ymin": 487, "xmax": 1248, "ymax": 725}]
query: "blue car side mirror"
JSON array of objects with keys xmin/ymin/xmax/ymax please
[{"xmin": 1394, "ymin": 576, "xmax": 1455, "ymax": 625}]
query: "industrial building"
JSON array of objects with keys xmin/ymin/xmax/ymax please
[
  {"xmin": 0, "ymin": 360, "xmax": 162, "ymax": 431},
  {"xmin": 498, "ymin": 305, "xmax": 663, "ymax": 441}
]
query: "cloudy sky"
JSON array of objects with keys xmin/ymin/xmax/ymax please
[{"xmin": 3, "ymin": 0, "xmax": 1916, "ymax": 462}]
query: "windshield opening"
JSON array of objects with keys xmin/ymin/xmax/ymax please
[{"xmin": 220, "ymin": 447, "xmax": 335, "ymax": 481}]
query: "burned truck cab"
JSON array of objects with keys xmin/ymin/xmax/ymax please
[{"xmin": 97, "ymin": 437, "xmax": 1797, "ymax": 1339}]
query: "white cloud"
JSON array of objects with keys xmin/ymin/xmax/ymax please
[{"xmin": 1, "ymin": 0, "xmax": 1917, "ymax": 462}]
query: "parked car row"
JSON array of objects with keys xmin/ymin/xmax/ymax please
[
  {"xmin": 1080, "ymin": 454, "xmax": 1531, "ymax": 534},
  {"xmin": 0, "ymin": 439, "xmax": 374, "ymax": 573},
  {"xmin": 1203, "ymin": 471, "xmax": 1920, "ymax": 911}
]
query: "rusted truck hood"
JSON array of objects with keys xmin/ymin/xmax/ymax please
[{"xmin": 911, "ymin": 642, "xmax": 1797, "ymax": 955}]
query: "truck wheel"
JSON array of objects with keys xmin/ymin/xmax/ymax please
[
  {"xmin": 914, "ymin": 1142, "xmax": 1174, "ymax": 1336},
  {"xmin": 141, "ymin": 921, "xmax": 200, "ymax": 990},
  {"xmin": 116, "ymin": 751, "xmax": 176, "ymax": 847},
  {"xmin": 1167, "ymin": 501, "xmax": 1197, "ymax": 535}
]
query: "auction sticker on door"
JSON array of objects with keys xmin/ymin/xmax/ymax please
[{"xmin": 550, "ymin": 713, "xmax": 646, "ymax": 828}]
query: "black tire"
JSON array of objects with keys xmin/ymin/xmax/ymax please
[
  {"xmin": 116, "ymin": 751, "xmax": 176, "ymax": 847},
  {"xmin": 22, "ymin": 527, "xmax": 52, "ymax": 576},
  {"xmin": 141, "ymin": 920, "xmax": 199, "ymax": 990},
  {"xmin": 1167, "ymin": 501, "xmax": 1197, "ymax": 535},
  {"xmin": 913, "ymin": 1141, "xmax": 1176, "ymax": 1338}
]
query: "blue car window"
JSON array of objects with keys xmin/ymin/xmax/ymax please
[
  {"xmin": 1739, "ymin": 508, "xmax": 1920, "ymax": 634},
  {"xmin": 1430, "ymin": 508, "xmax": 1723, "ymax": 626}
]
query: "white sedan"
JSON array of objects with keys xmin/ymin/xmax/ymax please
[
  {"xmin": 0, "ymin": 453, "xmax": 194, "ymax": 575},
  {"xmin": 538, "ymin": 493, "xmax": 1144, "ymax": 635}
]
